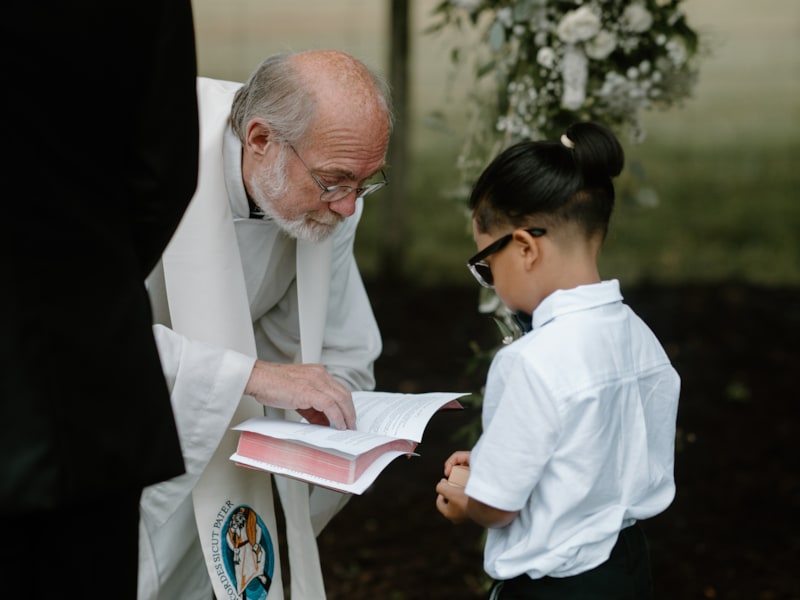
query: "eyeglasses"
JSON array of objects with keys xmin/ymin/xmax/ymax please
[
  {"xmin": 289, "ymin": 144, "xmax": 388, "ymax": 203},
  {"xmin": 467, "ymin": 228, "xmax": 547, "ymax": 288}
]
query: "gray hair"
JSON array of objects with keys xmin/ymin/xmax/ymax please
[{"xmin": 230, "ymin": 51, "xmax": 394, "ymax": 146}]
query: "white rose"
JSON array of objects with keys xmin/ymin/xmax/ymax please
[
  {"xmin": 560, "ymin": 45, "xmax": 588, "ymax": 110},
  {"xmin": 666, "ymin": 37, "xmax": 688, "ymax": 66},
  {"xmin": 556, "ymin": 5, "xmax": 601, "ymax": 44},
  {"xmin": 585, "ymin": 30, "xmax": 617, "ymax": 60},
  {"xmin": 622, "ymin": 3, "xmax": 654, "ymax": 33},
  {"xmin": 536, "ymin": 47, "xmax": 556, "ymax": 69},
  {"xmin": 497, "ymin": 6, "xmax": 513, "ymax": 27}
]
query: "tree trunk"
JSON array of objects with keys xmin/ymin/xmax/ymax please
[{"xmin": 381, "ymin": 0, "xmax": 410, "ymax": 282}]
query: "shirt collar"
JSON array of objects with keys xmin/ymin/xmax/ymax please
[{"xmin": 531, "ymin": 279, "xmax": 623, "ymax": 330}]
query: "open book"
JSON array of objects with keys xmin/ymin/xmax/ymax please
[{"xmin": 230, "ymin": 391, "xmax": 468, "ymax": 494}]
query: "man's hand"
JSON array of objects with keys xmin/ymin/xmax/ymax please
[{"xmin": 244, "ymin": 360, "xmax": 356, "ymax": 430}]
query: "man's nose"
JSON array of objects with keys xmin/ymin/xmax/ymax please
[{"xmin": 327, "ymin": 191, "xmax": 358, "ymax": 217}]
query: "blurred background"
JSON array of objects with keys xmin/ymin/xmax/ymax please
[
  {"xmin": 192, "ymin": 0, "xmax": 799, "ymax": 287},
  {"xmin": 190, "ymin": 1, "xmax": 799, "ymax": 598}
]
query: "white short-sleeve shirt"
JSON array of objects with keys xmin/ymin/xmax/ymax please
[{"xmin": 466, "ymin": 279, "xmax": 680, "ymax": 580}]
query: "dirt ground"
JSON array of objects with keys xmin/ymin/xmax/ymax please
[{"xmin": 313, "ymin": 281, "xmax": 800, "ymax": 600}]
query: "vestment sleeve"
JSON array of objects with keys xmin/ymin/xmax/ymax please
[{"xmin": 140, "ymin": 324, "xmax": 255, "ymax": 527}]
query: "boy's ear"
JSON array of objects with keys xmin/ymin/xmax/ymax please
[
  {"xmin": 245, "ymin": 118, "xmax": 273, "ymax": 156},
  {"xmin": 513, "ymin": 229, "xmax": 542, "ymax": 271}
]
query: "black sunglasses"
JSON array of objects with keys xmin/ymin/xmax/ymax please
[{"xmin": 466, "ymin": 228, "xmax": 546, "ymax": 288}]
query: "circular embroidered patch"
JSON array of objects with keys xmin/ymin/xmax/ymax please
[{"xmin": 222, "ymin": 505, "xmax": 275, "ymax": 599}]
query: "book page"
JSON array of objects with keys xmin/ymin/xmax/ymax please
[
  {"xmin": 231, "ymin": 449, "xmax": 415, "ymax": 495},
  {"xmin": 351, "ymin": 391, "xmax": 467, "ymax": 442},
  {"xmin": 234, "ymin": 418, "xmax": 403, "ymax": 456}
]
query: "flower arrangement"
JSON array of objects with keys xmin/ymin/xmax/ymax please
[
  {"xmin": 429, "ymin": 0, "xmax": 703, "ymax": 342},
  {"xmin": 430, "ymin": 0, "xmax": 702, "ymax": 149}
]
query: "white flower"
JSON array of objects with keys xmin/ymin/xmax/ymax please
[
  {"xmin": 556, "ymin": 5, "xmax": 601, "ymax": 44},
  {"xmin": 561, "ymin": 45, "xmax": 588, "ymax": 110},
  {"xmin": 585, "ymin": 29, "xmax": 617, "ymax": 60},
  {"xmin": 497, "ymin": 6, "xmax": 513, "ymax": 27},
  {"xmin": 537, "ymin": 47, "xmax": 556, "ymax": 69},
  {"xmin": 622, "ymin": 3, "xmax": 654, "ymax": 33},
  {"xmin": 666, "ymin": 37, "xmax": 688, "ymax": 66},
  {"xmin": 449, "ymin": 0, "xmax": 482, "ymax": 12},
  {"xmin": 437, "ymin": 0, "xmax": 701, "ymax": 161}
]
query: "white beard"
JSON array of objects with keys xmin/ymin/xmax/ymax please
[{"xmin": 249, "ymin": 149, "xmax": 341, "ymax": 242}]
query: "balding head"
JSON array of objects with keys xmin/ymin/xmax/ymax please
[
  {"xmin": 291, "ymin": 49, "xmax": 384, "ymax": 102},
  {"xmin": 230, "ymin": 49, "xmax": 393, "ymax": 148},
  {"xmin": 235, "ymin": 49, "xmax": 394, "ymax": 242}
]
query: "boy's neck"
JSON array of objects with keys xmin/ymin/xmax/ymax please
[{"xmin": 535, "ymin": 254, "xmax": 601, "ymax": 308}]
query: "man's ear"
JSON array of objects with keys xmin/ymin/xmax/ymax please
[{"xmin": 245, "ymin": 118, "xmax": 272, "ymax": 157}]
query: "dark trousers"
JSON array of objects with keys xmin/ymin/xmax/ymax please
[{"xmin": 488, "ymin": 523, "xmax": 653, "ymax": 599}]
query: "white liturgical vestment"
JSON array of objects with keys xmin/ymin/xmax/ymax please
[{"xmin": 138, "ymin": 77, "xmax": 381, "ymax": 600}]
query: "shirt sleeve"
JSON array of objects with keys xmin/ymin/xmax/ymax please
[{"xmin": 466, "ymin": 346, "xmax": 562, "ymax": 512}]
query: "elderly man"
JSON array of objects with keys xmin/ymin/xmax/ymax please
[{"xmin": 139, "ymin": 50, "xmax": 393, "ymax": 600}]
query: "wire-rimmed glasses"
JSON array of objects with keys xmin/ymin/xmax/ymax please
[{"xmin": 289, "ymin": 144, "xmax": 388, "ymax": 203}]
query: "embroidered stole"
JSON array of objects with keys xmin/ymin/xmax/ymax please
[
  {"xmin": 162, "ymin": 209, "xmax": 335, "ymax": 599},
  {"xmin": 160, "ymin": 77, "xmax": 339, "ymax": 599},
  {"xmin": 272, "ymin": 238, "xmax": 332, "ymax": 600}
]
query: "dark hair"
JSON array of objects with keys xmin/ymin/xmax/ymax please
[{"xmin": 469, "ymin": 121, "xmax": 624, "ymax": 240}]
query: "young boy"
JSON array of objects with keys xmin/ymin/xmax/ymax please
[{"xmin": 435, "ymin": 122, "xmax": 680, "ymax": 599}]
